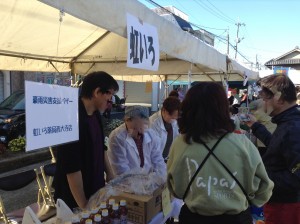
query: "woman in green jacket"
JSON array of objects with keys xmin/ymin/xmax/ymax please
[{"xmin": 167, "ymin": 82, "xmax": 274, "ymax": 224}]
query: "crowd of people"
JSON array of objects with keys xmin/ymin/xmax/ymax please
[{"xmin": 53, "ymin": 71, "xmax": 300, "ymax": 224}]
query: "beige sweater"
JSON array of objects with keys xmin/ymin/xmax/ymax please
[{"xmin": 253, "ymin": 110, "xmax": 276, "ymax": 147}]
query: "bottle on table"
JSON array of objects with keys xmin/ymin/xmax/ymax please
[
  {"xmin": 119, "ymin": 200, "xmax": 128, "ymax": 224},
  {"xmin": 107, "ymin": 199, "xmax": 115, "ymax": 214},
  {"xmin": 85, "ymin": 219, "xmax": 92, "ymax": 224},
  {"xmin": 98, "ymin": 201, "xmax": 107, "ymax": 215},
  {"xmin": 110, "ymin": 203, "xmax": 120, "ymax": 224},
  {"xmin": 80, "ymin": 211, "xmax": 90, "ymax": 224},
  {"xmin": 71, "ymin": 215, "xmax": 80, "ymax": 224},
  {"xmin": 94, "ymin": 214, "xmax": 102, "ymax": 224},
  {"xmin": 90, "ymin": 207, "xmax": 98, "ymax": 221},
  {"xmin": 101, "ymin": 209, "xmax": 111, "ymax": 224}
]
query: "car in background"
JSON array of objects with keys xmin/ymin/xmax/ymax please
[{"xmin": 0, "ymin": 90, "xmax": 25, "ymax": 144}]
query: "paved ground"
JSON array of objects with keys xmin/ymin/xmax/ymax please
[
  {"xmin": 0, "ymin": 147, "xmax": 53, "ymax": 213},
  {"xmin": 0, "ymin": 148, "xmax": 53, "ymax": 174},
  {"xmin": 0, "ymin": 160, "xmax": 51, "ymax": 213}
]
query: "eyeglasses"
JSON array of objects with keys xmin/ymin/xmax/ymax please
[{"xmin": 105, "ymin": 90, "xmax": 114, "ymax": 95}]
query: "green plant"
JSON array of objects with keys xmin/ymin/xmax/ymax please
[
  {"xmin": 103, "ymin": 118, "xmax": 124, "ymax": 137},
  {"xmin": 8, "ymin": 137, "xmax": 26, "ymax": 152}
]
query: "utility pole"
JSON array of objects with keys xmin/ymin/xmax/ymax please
[
  {"xmin": 256, "ymin": 54, "xmax": 260, "ymax": 70},
  {"xmin": 227, "ymin": 28, "xmax": 230, "ymax": 55},
  {"xmin": 234, "ymin": 21, "xmax": 245, "ymax": 59}
]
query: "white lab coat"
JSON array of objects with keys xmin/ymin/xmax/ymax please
[
  {"xmin": 149, "ymin": 111, "xmax": 179, "ymax": 157},
  {"xmin": 108, "ymin": 123, "xmax": 166, "ymax": 177}
]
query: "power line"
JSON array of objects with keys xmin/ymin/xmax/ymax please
[
  {"xmin": 193, "ymin": 0, "xmax": 235, "ymax": 25},
  {"xmin": 242, "ymin": 26, "xmax": 255, "ymax": 50},
  {"xmin": 142, "ymin": 0, "xmax": 254, "ymax": 64},
  {"xmin": 174, "ymin": 0, "xmax": 227, "ymax": 31},
  {"xmin": 214, "ymin": 35, "xmax": 253, "ymax": 64},
  {"xmin": 243, "ymin": 44, "xmax": 284, "ymax": 54},
  {"xmin": 193, "ymin": 0, "xmax": 234, "ymax": 24},
  {"xmin": 145, "ymin": 0, "xmax": 227, "ymax": 31},
  {"xmin": 205, "ymin": 0, "xmax": 236, "ymax": 24},
  {"xmin": 189, "ymin": 21, "xmax": 228, "ymax": 31}
]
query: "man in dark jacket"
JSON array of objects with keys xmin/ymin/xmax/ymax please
[
  {"xmin": 246, "ymin": 74, "xmax": 300, "ymax": 224},
  {"xmin": 53, "ymin": 71, "xmax": 119, "ymax": 209}
]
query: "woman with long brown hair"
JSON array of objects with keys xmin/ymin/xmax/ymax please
[{"xmin": 167, "ymin": 82, "xmax": 274, "ymax": 224}]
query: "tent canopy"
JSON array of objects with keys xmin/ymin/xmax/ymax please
[
  {"xmin": 228, "ymin": 59, "xmax": 258, "ymax": 80},
  {"xmin": 0, "ymin": 0, "xmax": 257, "ymax": 82}
]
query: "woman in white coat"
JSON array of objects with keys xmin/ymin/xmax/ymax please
[
  {"xmin": 149, "ymin": 96, "xmax": 181, "ymax": 161},
  {"xmin": 108, "ymin": 105, "xmax": 166, "ymax": 177}
]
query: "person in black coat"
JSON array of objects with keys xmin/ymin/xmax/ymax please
[
  {"xmin": 245, "ymin": 74, "xmax": 300, "ymax": 224},
  {"xmin": 53, "ymin": 71, "xmax": 119, "ymax": 209}
]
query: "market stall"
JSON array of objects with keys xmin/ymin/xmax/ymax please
[
  {"xmin": 0, "ymin": 0, "xmax": 257, "ymax": 82},
  {"xmin": 0, "ymin": 1, "xmax": 260, "ymax": 223}
]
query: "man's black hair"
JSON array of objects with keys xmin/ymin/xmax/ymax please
[{"xmin": 80, "ymin": 71, "xmax": 119, "ymax": 98}]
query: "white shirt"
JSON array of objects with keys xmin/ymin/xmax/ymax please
[
  {"xmin": 108, "ymin": 123, "xmax": 166, "ymax": 177},
  {"xmin": 149, "ymin": 111, "xmax": 179, "ymax": 158}
]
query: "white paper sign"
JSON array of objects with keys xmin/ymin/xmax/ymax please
[
  {"xmin": 25, "ymin": 81, "xmax": 78, "ymax": 151},
  {"xmin": 127, "ymin": 13, "xmax": 159, "ymax": 71}
]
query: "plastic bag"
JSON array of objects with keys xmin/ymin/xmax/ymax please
[{"xmin": 87, "ymin": 169, "xmax": 165, "ymax": 209}]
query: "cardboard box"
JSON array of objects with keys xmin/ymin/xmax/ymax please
[{"xmin": 110, "ymin": 184, "xmax": 165, "ymax": 224}]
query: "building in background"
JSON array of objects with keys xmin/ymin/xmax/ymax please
[
  {"xmin": 262, "ymin": 46, "xmax": 300, "ymax": 84},
  {"xmin": 152, "ymin": 5, "xmax": 215, "ymax": 46},
  {"xmin": 265, "ymin": 46, "xmax": 300, "ymax": 72},
  {"xmin": 0, "ymin": 71, "xmax": 72, "ymax": 103}
]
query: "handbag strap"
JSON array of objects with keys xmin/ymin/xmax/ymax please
[
  {"xmin": 201, "ymin": 140, "xmax": 252, "ymax": 204},
  {"xmin": 182, "ymin": 132, "xmax": 228, "ymax": 201}
]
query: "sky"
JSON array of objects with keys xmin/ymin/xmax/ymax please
[{"xmin": 138, "ymin": 0, "xmax": 300, "ymax": 68}]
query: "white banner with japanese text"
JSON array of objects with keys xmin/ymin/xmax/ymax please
[
  {"xmin": 127, "ymin": 13, "xmax": 159, "ymax": 71},
  {"xmin": 25, "ymin": 81, "xmax": 79, "ymax": 151}
]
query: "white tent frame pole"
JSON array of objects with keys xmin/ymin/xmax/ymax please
[
  {"xmin": 188, "ymin": 63, "xmax": 192, "ymax": 89},
  {"xmin": 49, "ymin": 61, "xmax": 60, "ymax": 73},
  {"xmin": 0, "ymin": 51, "xmax": 69, "ymax": 63},
  {"xmin": 158, "ymin": 75, "xmax": 164, "ymax": 109},
  {"xmin": 83, "ymin": 62, "xmax": 96, "ymax": 76},
  {"xmin": 73, "ymin": 31, "xmax": 110, "ymax": 61},
  {"xmin": 162, "ymin": 74, "xmax": 182, "ymax": 102},
  {"xmin": 164, "ymin": 75, "xmax": 169, "ymax": 100}
]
